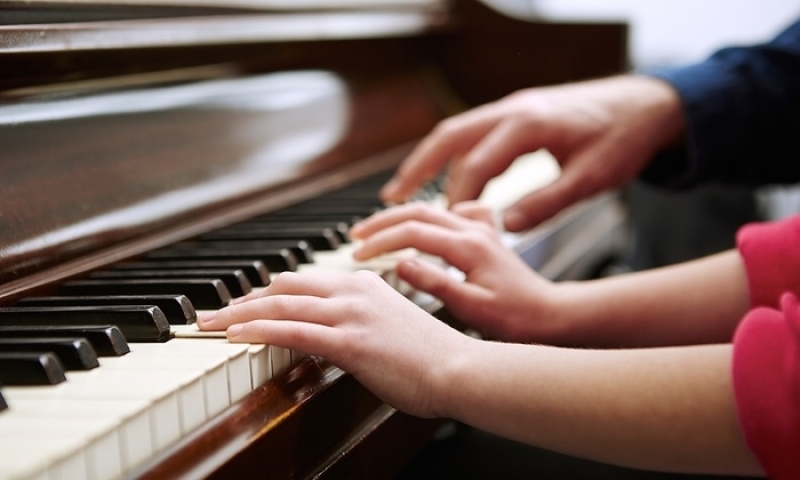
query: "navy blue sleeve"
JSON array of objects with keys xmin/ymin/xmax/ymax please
[{"xmin": 640, "ymin": 17, "xmax": 800, "ymax": 189}]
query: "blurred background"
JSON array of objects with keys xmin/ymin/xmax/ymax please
[{"xmin": 489, "ymin": 0, "xmax": 800, "ymax": 272}]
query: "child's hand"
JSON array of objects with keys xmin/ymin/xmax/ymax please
[
  {"xmin": 349, "ymin": 202, "xmax": 561, "ymax": 343},
  {"xmin": 198, "ymin": 270, "xmax": 472, "ymax": 418}
]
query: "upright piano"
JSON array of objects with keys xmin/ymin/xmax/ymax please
[{"xmin": 0, "ymin": 1, "xmax": 628, "ymax": 478}]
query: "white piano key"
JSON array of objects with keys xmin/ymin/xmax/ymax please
[
  {"xmin": 0, "ymin": 437, "xmax": 87, "ymax": 480},
  {"xmin": 171, "ymin": 325, "xmax": 296, "ymax": 386},
  {"xmin": 96, "ymin": 351, "xmax": 228, "ymax": 430},
  {"xmin": 5, "ymin": 370, "xmax": 187, "ymax": 452},
  {"xmin": 63, "ymin": 368, "xmax": 203, "ymax": 449},
  {"xmin": 271, "ymin": 345, "xmax": 292, "ymax": 376},
  {"xmin": 129, "ymin": 339, "xmax": 251, "ymax": 404},
  {"xmin": 248, "ymin": 344, "xmax": 272, "ymax": 387},
  {"xmin": 2, "ymin": 397, "xmax": 153, "ymax": 472},
  {"xmin": 0, "ymin": 417, "xmax": 122, "ymax": 480},
  {"xmin": 176, "ymin": 318, "xmax": 294, "ymax": 383},
  {"xmin": 0, "ymin": 465, "xmax": 49, "ymax": 480}
]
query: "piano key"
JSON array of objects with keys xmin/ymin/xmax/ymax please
[
  {"xmin": 201, "ymin": 226, "xmax": 341, "ymax": 250},
  {"xmin": 0, "ymin": 437, "xmax": 89, "ymax": 480},
  {"xmin": 113, "ymin": 260, "xmax": 271, "ymax": 287},
  {"xmin": 172, "ymin": 240, "xmax": 315, "ymax": 264},
  {"xmin": 0, "ymin": 397, "xmax": 152, "ymax": 472},
  {"xmin": 0, "ymin": 337, "xmax": 99, "ymax": 371},
  {"xmin": 89, "ymin": 269, "xmax": 253, "ymax": 298},
  {"xmin": 171, "ymin": 325, "xmax": 283, "ymax": 383},
  {"xmin": 0, "ymin": 325, "xmax": 130, "ymax": 356},
  {"xmin": 268, "ymin": 204, "xmax": 381, "ymax": 217},
  {"xmin": 248, "ymin": 213, "xmax": 365, "ymax": 227},
  {"xmin": 0, "ymin": 352, "xmax": 67, "ymax": 385},
  {"xmin": 60, "ymin": 279, "xmax": 232, "ymax": 311},
  {"xmin": 0, "ymin": 305, "xmax": 170, "ymax": 342},
  {"xmin": 128, "ymin": 339, "xmax": 253, "ymax": 404},
  {"xmin": 228, "ymin": 220, "xmax": 351, "ymax": 243},
  {"xmin": 146, "ymin": 247, "xmax": 298, "ymax": 273},
  {"xmin": 17, "ymin": 295, "xmax": 196, "ymax": 325},
  {"xmin": 0, "ymin": 387, "xmax": 7, "ymax": 413},
  {"xmin": 0, "ymin": 416, "xmax": 123, "ymax": 480},
  {"xmin": 8, "ymin": 369, "xmax": 194, "ymax": 451}
]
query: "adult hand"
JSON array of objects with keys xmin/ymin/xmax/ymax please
[
  {"xmin": 380, "ymin": 75, "xmax": 684, "ymax": 231},
  {"xmin": 349, "ymin": 202, "xmax": 563, "ymax": 343},
  {"xmin": 197, "ymin": 270, "xmax": 471, "ymax": 418}
]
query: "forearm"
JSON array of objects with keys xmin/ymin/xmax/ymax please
[
  {"xmin": 438, "ymin": 340, "xmax": 762, "ymax": 476},
  {"xmin": 548, "ymin": 250, "xmax": 750, "ymax": 347}
]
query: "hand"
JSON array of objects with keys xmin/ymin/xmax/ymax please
[
  {"xmin": 197, "ymin": 270, "xmax": 472, "ymax": 418},
  {"xmin": 349, "ymin": 202, "xmax": 562, "ymax": 343},
  {"xmin": 380, "ymin": 75, "xmax": 683, "ymax": 231}
]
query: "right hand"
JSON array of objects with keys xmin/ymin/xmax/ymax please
[
  {"xmin": 349, "ymin": 202, "xmax": 563, "ymax": 343},
  {"xmin": 380, "ymin": 75, "xmax": 684, "ymax": 231}
]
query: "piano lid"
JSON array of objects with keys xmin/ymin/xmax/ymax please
[{"xmin": 0, "ymin": 0, "xmax": 446, "ymax": 42}]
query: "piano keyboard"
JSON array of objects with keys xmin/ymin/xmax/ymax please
[
  {"xmin": 0, "ymin": 150, "xmax": 623, "ymax": 480},
  {"xmin": 0, "ymin": 167, "xmax": 408, "ymax": 480}
]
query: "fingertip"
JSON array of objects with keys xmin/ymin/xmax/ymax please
[
  {"xmin": 226, "ymin": 323, "xmax": 243, "ymax": 339},
  {"xmin": 380, "ymin": 177, "xmax": 407, "ymax": 202},
  {"xmin": 502, "ymin": 208, "xmax": 530, "ymax": 232},
  {"xmin": 196, "ymin": 310, "xmax": 217, "ymax": 329},
  {"xmin": 348, "ymin": 221, "xmax": 365, "ymax": 239}
]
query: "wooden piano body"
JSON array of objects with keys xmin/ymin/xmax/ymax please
[{"xmin": 0, "ymin": 1, "xmax": 628, "ymax": 478}]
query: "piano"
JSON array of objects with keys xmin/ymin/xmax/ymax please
[{"xmin": 0, "ymin": 1, "xmax": 628, "ymax": 478}]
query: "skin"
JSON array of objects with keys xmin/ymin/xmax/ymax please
[
  {"xmin": 198, "ymin": 203, "xmax": 763, "ymax": 476},
  {"xmin": 379, "ymin": 75, "xmax": 685, "ymax": 232},
  {"xmin": 196, "ymin": 72, "xmax": 764, "ymax": 476}
]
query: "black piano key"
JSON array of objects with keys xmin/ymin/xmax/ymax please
[
  {"xmin": 146, "ymin": 248, "xmax": 298, "ymax": 272},
  {"xmin": 233, "ymin": 221, "xmax": 351, "ymax": 243},
  {"xmin": 269, "ymin": 205, "xmax": 381, "ymax": 217},
  {"xmin": 113, "ymin": 261, "xmax": 271, "ymax": 287},
  {"xmin": 0, "ymin": 388, "xmax": 7, "ymax": 412},
  {"xmin": 0, "ymin": 305, "xmax": 170, "ymax": 342},
  {"xmin": 201, "ymin": 226, "xmax": 340, "ymax": 250},
  {"xmin": 17, "ymin": 295, "xmax": 196, "ymax": 325},
  {"xmin": 0, "ymin": 352, "xmax": 67, "ymax": 385},
  {"xmin": 0, "ymin": 337, "xmax": 99, "ymax": 370},
  {"xmin": 172, "ymin": 240, "xmax": 313, "ymax": 264},
  {"xmin": 249, "ymin": 214, "xmax": 364, "ymax": 227},
  {"xmin": 60, "ymin": 279, "xmax": 232, "ymax": 310},
  {"xmin": 89, "ymin": 269, "xmax": 253, "ymax": 298},
  {"xmin": 0, "ymin": 325, "xmax": 129, "ymax": 356}
]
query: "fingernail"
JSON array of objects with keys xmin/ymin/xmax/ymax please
[
  {"xmin": 227, "ymin": 324, "xmax": 243, "ymax": 338},
  {"xmin": 503, "ymin": 209, "xmax": 526, "ymax": 231},
  {"xmin": 380, "ymin": 178, "xmax": 401, "ymax": 198},
  {"xmin": 197, "ymin": 311, "xmax": 216, "ymax": 324},
  {"xmin": 349, "ymin": 222, "xmax": 364, "ymax": 237}
]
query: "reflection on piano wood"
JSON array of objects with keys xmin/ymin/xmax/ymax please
[{"xmin": 0, "ymin": 1, "xmax": 628, "ymax": 478}]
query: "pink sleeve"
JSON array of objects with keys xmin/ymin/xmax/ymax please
[
  {"xmin": 736, "ymin": 215, "xmax": 800, "ymax": 308},
  {"xmin": 733, "ymin": 216, "xmax": 800, "ymax": 478}
]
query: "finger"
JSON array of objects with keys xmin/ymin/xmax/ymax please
[
  {"xmin": 450, "ymin": 201, "xmax": 496, "ymax": 227},
  {"xmin": 266, "ymin": 271, "xmax": 341, "ymax": 298},
  {"xmin": 502, "ymin": 150, "xmax": 601, "ymax": 231},
  {"xmin": 350, "ymin": 202, "xmax": 474, "ymax": 240},
  {"xmin": 228, "ymin": 287, "xmax": 268, "ymax": 305},
  {"xmin": 380, "ymin": 107, "xmax": 502, "ymax": 202},
  {"xmin": 198, "ymin": 293, "xmax": 333, "ymax": 331},
  {"xmin": 226, "ymin": 319, "xmax": 343, "ymax": 360},
  {"xmin": 396, "ymin": 257, "xmax": 490, "ymax": 310},
  {"xmin": 445, "ymin": 120, "xmax": 535, "ymax": 204},
  {"xmin": 353, "ymin": 222, "xmax": 490, "ymax": 273}
]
